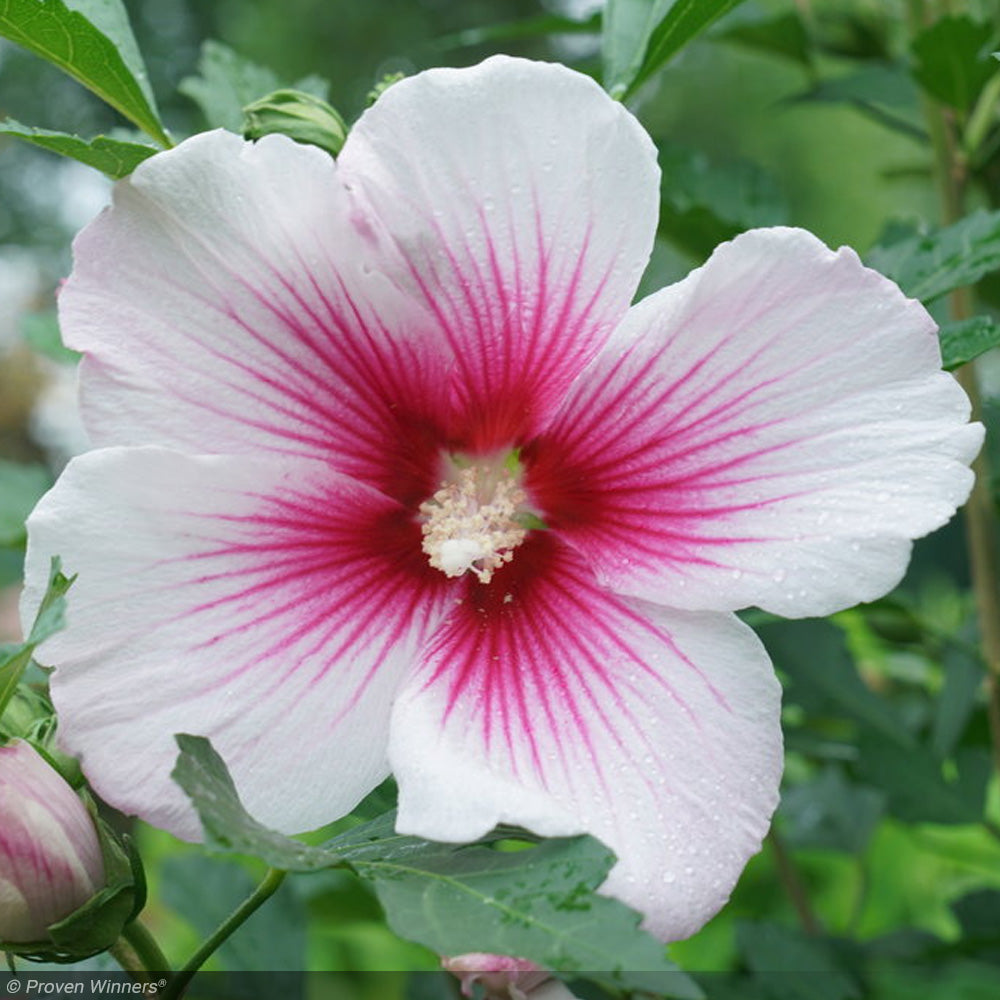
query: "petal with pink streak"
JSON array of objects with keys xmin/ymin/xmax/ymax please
[
  {"xmin": 22, "ymin": 448, "xmax": 449, "ymax": 838},
  {"xmin": 530, "ymin": 227, "xmax": 982, "ymax": 618},
  {"xmin": 390, "ymin": 536, "xmax": 782, "ymax": 942},
  {"xmin": 338, "ymin": 56, "xmax": 660, "ymax": 448},
  {"xmin": 61, "ymin": 130, "xmax": 451, "ymax": 501}
]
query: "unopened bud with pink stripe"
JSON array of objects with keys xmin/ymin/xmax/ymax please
[
  {"xmin": 0, "ymin": 740, "xmax": 105, "ymax": 944},
  {"xmin": 443, "ymin": 954, "xmax": 578, "ymax": 1000}
]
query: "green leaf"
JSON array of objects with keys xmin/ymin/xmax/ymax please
[
  {"xmin": 434, "ymin": 11, "xmax": 600, "ymax": 51},
  {"xmin": 602, "ymin": 0, "xmax": 673, "ymax": 99},
  {"xmin": 27, "ymin": 556, "xmax": 75, "ymax": 647},
  {"xmin": 792, "ymin": 64, "xmax": 927, "ymax": 142},
  {"xmin": 635, "ymin": 0, "xmax": 748, "ymax": 98},
  {"xmin": 779, "ymin": 765, "xmax": 884, "ymax": 854},
  {"xmin": 0, "ymin": 118, "xmax": 156, "ymax": 177},
  {"xmin": 329, "ymin": 813, "xmax": 692, "ymax": 985},
  {"xmin": 761, "ymin": 619, "xmax": 915, "ymax": 748},
  {"xmin": 856, "ymin": 734, "xmax": 990, "ymax": 824},
  {"xmin": 867, "ymin": 210, "xmax": 1000, "ymax": 303},
  {"xmin": 951, "ymin": 889, "xmax": 1000, "ymax": 940},
  {"xmin": 717, "ymin": 11, "xmax": 812, "ymax": 67},
  {"xmin": 736, "ymin": 921, "xmax": 861, "ymax": 1000},
  {"xmin": 0, "ymin": 557, "xmax": 72, "ymax": 727},
  {"xmin": 173, "ymin": 736, "xmax": 693, "ymax": 987},
  {"xmin": 180, "ymin": 40, "xmax": 329, "ymax": 133},
  {"xmin": 932, "ymin": 642, "xmax": 986, "ymax": 757},
  {"xmin": 658, "ymin": 143, "xmax": 788, "ymax": 258},
  {"xmin": 911, "ymin": 15, "xmax": 998, "ymax": 112},
  {"xmin": 605, "ymin": 0, "xmax": 747, "ymax": 100},
  {"xmin": 0, "ymin": 0, "xmax": 168, "ymax": 145},
  {"xmin": 171, "ymin": 734, "xmax": 342, "ymax": 871},
  {"xmin": 0, "ymin": 458, "xmax": 50, "ymax": 547},
  {"xmin": 939, "ymin": 315, "xmax": 1000, "ymax": 370}
]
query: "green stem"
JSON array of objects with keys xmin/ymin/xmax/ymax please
[
  {"xmin": 122, "ymin": 918, "xmax": 171, "ymax": 974},
  {"xmin": 767, "ymin": 828, "xmax": 821, "ymax": 936},
  {"xmin": 108, "ymin": 938, "xmax": 143, "ymax": 979},
  {"xmin": 161, "ymin": 868, "xmax": 287, "ymax": 1000}
]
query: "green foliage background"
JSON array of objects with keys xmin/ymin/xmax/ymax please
[{"xmin": 2, "ymin": 1, "xmax": 1000, "ymax": 998}]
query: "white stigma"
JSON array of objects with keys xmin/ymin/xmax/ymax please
[{"xmin": 419, "ymin": 466, "xmax": 527, "ymax": 584}]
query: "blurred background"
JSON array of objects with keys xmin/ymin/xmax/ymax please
[{"xmin": 2, "ymin": 0, "xmax": 1000, "ymax": 995}]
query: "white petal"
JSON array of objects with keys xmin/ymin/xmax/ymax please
[
  {"xmin": 338, "ymin": 55, "xmax": 660, "ymax": 444},
  {"xmin": 390, "ymin": 538, "xmax": 782, "ymax": 941},
  {"xmin": 532, "ymin": 227, "xmax": 982, "ymax": 617},
  {"xmin": 62, "ymin": 130, "xmax": 451, "ymax": 494},
  {"xmin": 22, "ymin": 448, "xmax": 448, "ymax": 837}
]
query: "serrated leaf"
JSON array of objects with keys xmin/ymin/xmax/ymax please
[
  {"xmin": 0, "ymin": 0, "xmax": 168, "ymax": 145},
  {"xmin": 173, "ymin": 737, "xmax": 691, "ymax": 986},
  {"xmin": 911, "ymin": 15, "xmax": 998, "ymax": 111},
  {"xmin": 0, "ymin": 118, "xmax": 156, "ymax": 176},
  {"xmin": 329, "ymin": 814, "xmax": 688, "ymax": 983},
  {"xmin": 180, "ymin": 40, "xmax": 329, "ymax": 132},
  {"xmin": 867, "ymin": 210, "xmax": 1000, "ymax": 303},
  {"xmin": 0, "ymin": 458, "xmax": 50, "ymax": 546},
  {"xmin": 171, "ymin": 734, "xmax": 341, "ymax": 871},
  {"xmin": 939, "ymin": 315, "xmax": 1000, "ymax": 370}
]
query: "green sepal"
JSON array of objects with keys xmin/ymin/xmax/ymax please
[{"xmin": 243, "ymin": 88, "xmax": 347, "ymax": 157}]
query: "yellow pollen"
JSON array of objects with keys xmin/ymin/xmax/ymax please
[{"xmin": 419, "ymin": 466, "xmax": 527, "ymax": 584}]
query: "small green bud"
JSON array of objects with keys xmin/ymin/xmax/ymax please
[
  {"xmin": 366, "ymin": 72, "xmax": 406, "ymax": 107},
  {"xmin": 242, "ymin": 88, "xmax": 347, "ymax": 157}
]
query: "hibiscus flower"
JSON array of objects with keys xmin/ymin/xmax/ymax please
[{"xmin": 22, "ymin": 56, "xmax": 980, "ymax": 941}]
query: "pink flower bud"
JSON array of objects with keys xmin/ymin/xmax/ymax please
[
  {"xmin": 442, "ymin": 954, "xmax": 552, "ymax": 1000},
  {"xmin": 0, "ymin": 741, "xmax": 105, "ymax": 943}
]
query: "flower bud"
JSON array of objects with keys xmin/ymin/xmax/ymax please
[
  {"xmin": 242, "ymin": 88, "xmax": 348, "ymax": 156},
  {"xmin": 0, "ymin": 740, "xmax": 105, "ymax": 944},
  {"xmin": 443, "ymin": 954, "xmax": 577, "ymax": 1000}
]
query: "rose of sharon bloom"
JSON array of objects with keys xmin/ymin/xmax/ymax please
[
  {"xmin": 443, "ymin": 954, "xmax": 575, "ymax": 1000},
  {"xmin": 22, "ymin": 56, "xmax": 980, "ymax": 941},
  {"xmin": 0, "ymin": 741, "xmax": 105, "ymax": 943}
]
